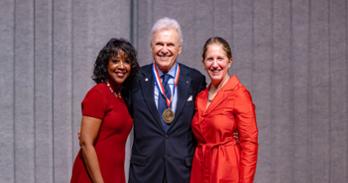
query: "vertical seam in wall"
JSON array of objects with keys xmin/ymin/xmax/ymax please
[
  {"xmin": 346, "ymin": 0, "xmax": 348, "ymax": 181},
  {"xmin": 230, "ymin": 0, "xmax": 234, "ymax": 76},
  {"xmin": 150, "ymin": 0, "xmax": 154, "ymax": 31},
  {"xmin": 212, "ymin": 0, "xmax": 215, "ymax": 34},
  {"xmin": 251, "ymin": 0, "xmax": 255, "ymax": 92},
  {"xmin": 131, "ymin": 0, "xmax": 138, "ymax": 48},
  {"xmin": 230, "ymin": 0, "xmax": 234, "ymax": 51},
  {"xmin": 51, "ymin": 0, "xmax": 55, "ymax": 181},
  {"xmin": 70, "ymin": 0, "xmax": 74, "ymax": 164},
  {"xmin": 130, "ymin": 0, "xmax": 133, "ymax": 42},
  {"xmin": 149, "ymin": 0, "xmax": 154, "ymax": 63},
  {"xmin": 328, "ymin": 0, "xmax": 332, "ymax": 182},
  {"xmin": 13, "ymin": 0, "xmax": 16, "ymax": 182},
  {"xmin": 270, "ymin": 0, "xmax": 275, "ymax": 180},
  {"xmin": 193, "ymin": 0, "xmax": 196, "ymax": 60},
  {"xmin": 229, "ymin": 0, "xmax": 235, "ymax": 72},
  {"xmin": 307, "ymin": 0, "xmax": 313, "ymax": 182},
  {"xmin": 130, "ymin": 0, "xmax": 134, "ymax": 44},
  {"xmin": 136, "ymin": 0, "xmax": 138, "ymax": 49},
  {"xmin": 345, "ymin": 0, "xmax": 348, "ymax": 181},
  {"xmin": 33, "ymin": 0, "xmax": 37, "ymax": 182},
  {"xmin": 289, "ymin": 0, "xmax": 295, "ymax": 182}
]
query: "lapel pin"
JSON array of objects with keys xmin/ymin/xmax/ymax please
[{"xmin": 145, "ymin": 78, "xmax": 149, "ymax": 82}]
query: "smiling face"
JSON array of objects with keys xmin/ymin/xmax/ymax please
[
  {"xmin": 203, "ymin": 43, "xmax": 232, "ymax": 86},
  {"xmin": 151, "ymin": 29, "xmax": 182, "ymax": 72},
  {"xmin": 107, "ymin": 50, "xmax": 131, "ymax": 86}
]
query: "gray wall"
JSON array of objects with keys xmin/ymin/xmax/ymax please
[
  {"xmin": 0, "ymin": 0, "xmax": 132, "ymax": 182},
  {"xmin": 0, "ymin": 0, "xmax": 347, "ymax": 183}
]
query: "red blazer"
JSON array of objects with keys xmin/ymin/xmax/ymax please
[{"xmin": 190, "ymin": 75, "xmax": 258, "ymax": 183}]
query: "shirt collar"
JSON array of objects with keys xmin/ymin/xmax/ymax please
[{"xmin": 158, "ymin": 63, "xmax": 178, "ymax": 78}]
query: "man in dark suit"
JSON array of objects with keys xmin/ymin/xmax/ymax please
[{"xmin": 128, "ymin": 17, "xmax": 206, "ymax": 183}]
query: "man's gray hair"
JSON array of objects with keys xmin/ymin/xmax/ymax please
[{"xmin": 151, "ymin": 17, "xmax": 183, "ymax": 45}]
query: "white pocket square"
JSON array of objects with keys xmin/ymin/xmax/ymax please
[{"xmin": 187, "ymin": 95, "xmax": 193, "ymax": 102}]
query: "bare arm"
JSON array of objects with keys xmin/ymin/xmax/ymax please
[{"xmin": 79, "ymin": 116, "xmax": 104, "ymax": 183}]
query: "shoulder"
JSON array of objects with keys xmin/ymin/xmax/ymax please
[
  {"xmin": 84, "ymin": 83, "xmax": 108, "ymax": 99},
  {"xmin": 140, "ymin": 64, "xmax": 153, "ymax": 73},
  {"xmin": 233, "ymin": 78, "xmax": 251, "ymax": 97},
  {"xmin": 133, "ymin": 64, "xmax": 152, "ymax": 81},
  {"xmin": 179, "ymin": 63, "xmax": 205, "ymax": 82},
  {"xmin": 88, "ymin": 83, "xmax": 107, "ymax": 93},
  {"xmin": 235, "ymin": 84, "xmax": 252, "ymax": 99},
  {"xmin": 179, "ymin": 63, "xmax": 203, "ymax": 77},
  {"xmin": 230, "ymin": 81, "xmax": 254, "ymax": 104},
  {"xmin": 179, "ymin": 63, "xmax": 206, "ymax": 92},
  {"xmin": 81, "ymin": 83, "xmax": 110, "ymax": 118},
  {"xmin": 130, "ymin": 64, "xmax": 152, "ymax": 86}
]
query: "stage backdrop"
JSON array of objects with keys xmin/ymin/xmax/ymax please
[{"xmin": 0, "ymin": 0, "xmax": 347, "ymax": 183}]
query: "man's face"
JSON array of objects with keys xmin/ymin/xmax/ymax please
[{"xmin": 151, "ymin": 29, "xmax": 182, "ymax": 72}]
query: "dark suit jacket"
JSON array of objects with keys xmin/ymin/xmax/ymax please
[{"xmin": 128, "ymin": 63, "xmax": 206, "ymax": 183}]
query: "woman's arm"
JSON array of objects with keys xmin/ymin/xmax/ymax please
[
  {"xmin": 79, "ymin": 116, "xmax": 104, "ymax": 183},
  {"xmin": 235, "ymin": 89, "xmax": 258, "ymax": 183}
]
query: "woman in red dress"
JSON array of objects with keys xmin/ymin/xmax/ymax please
[
  {"xmin": 190, "ymin": 37, "xmax": 258, "ymax": 183},
  {"xmin": 70, "ymin": 38, "xmax": 139, "ymax": 183}
]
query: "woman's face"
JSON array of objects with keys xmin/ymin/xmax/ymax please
[
  {"xmin": 107, "ymin": 50, "xmax": 131, "ymax": 86},
  {"xmin": 203, "ymin": 43, "xmax": 232, "ymax": 86}
]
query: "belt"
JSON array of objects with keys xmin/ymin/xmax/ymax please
[{"xmin": 196, "ymin": 138, "xmax": 237, "ymax": 183}]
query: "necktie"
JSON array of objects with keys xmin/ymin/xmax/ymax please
[{"xmin": 158, "ymin": 74, "xmax": 172, "ymax": 131}]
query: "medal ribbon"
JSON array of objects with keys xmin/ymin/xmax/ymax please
[{"xmin": 153, "ymin": 64, "xmax": 180, "ymax": 108}]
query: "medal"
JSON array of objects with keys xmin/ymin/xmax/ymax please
[
  {"xmin": 162, "ymin": 108, "xmax": 175, "ymax": 124},
  {"xmin": 153, "ymin": 64, "xmax": 180, "ymax": 124}
]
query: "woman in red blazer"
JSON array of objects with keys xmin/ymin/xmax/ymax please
[{"xmin": 190, "ymin": 37, "xmax": 258, "ymax": 183}]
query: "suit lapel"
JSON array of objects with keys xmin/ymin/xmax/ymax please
[
  {"xmin": 169, "ymin": 64, "xmax": 191, "ymax": 128},
  {"xmin": 140, "ymin": 65, "xmax": 163, "ymax": 128}
]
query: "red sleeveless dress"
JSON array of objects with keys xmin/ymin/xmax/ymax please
[{"xmin": 71, "ymin": 83, "xmax": 132, "ymax": 183}]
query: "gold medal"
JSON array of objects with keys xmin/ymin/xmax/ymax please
[{"xmin": 162, "ymin": 108, "xmax": 175, "ymax": 124}]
